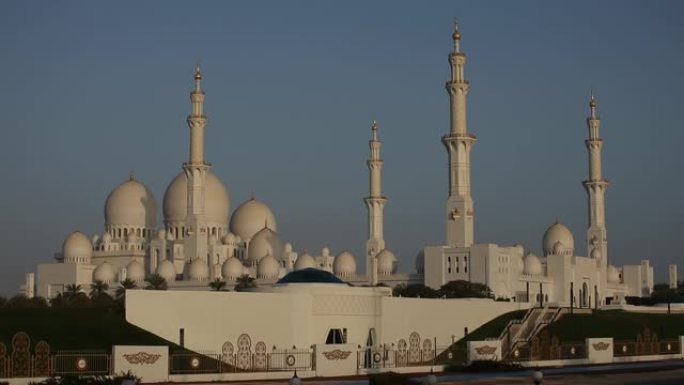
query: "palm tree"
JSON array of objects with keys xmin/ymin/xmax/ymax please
[
  {"xmin": 145, "ymin": 274, "xmax": 168, "ymax": 290},
  {"xmin": 234, "ymin": 275, "xmax": 257, "ymax": 292},
  {"xmin": 209, "ymin": 278, "xmax": 227, "ymax": 291},
  {"xmin": 65, "ymin": 283, "xmax": 82, "ymax": 296},
  {"xmin": 116, "ymin": 278, "xmax": 137, "ymax": 300},
  {"xmin": 89, "ymin": 280, "xmax": 109, "ymax": 299}
]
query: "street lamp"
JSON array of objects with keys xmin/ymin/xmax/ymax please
[
  {"xmin": 532, "ymin": 370, "xmax": 543, "ymax": 385},
  {"xmin": 424, "ymin": 368, "xmax": 437, "ymax": 385},
  {"xmin": 289, "ymin": 370, "xmax": 302, "ymax": 385}
]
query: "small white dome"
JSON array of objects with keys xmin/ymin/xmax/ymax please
[
  {"xmin": 294, "ymin": 253, "xmax": 316, "ymax": 270},
  {"xmin": 221, "ymin": 257, "xmax": 244, "ymax": 280},
  {"xmin": 376, "ymin": 249, "xmax": 397, "ymax": 276},
  {"xmin": 257, "ymin": 253, "xmax": 280, "ymax": 279},
  {"xmin": 93, "ymin": 262, "xmax": 116, "ymax": 283},
  {"xmin": 187, "ymin": 258, "xmax": 209, "ymax": 281},
  {"xmin": 543, "ymin": 221, "xmax": 574, "ymax": 256},
  {"xmin": 607, "ymin": 265, "xmax": 620, "ymax": 283},
  {"xmin": 590, "ymin": 247, "xmax": 602, "ymax": 260},
  {"xmin": 156, "ymin": 229, "xmax": 166, "ymax": 240},
  {"xmin": 284, "ymin": 242, "xmax": 293, "ymax": 253},
  {"xmin": 415, "ymin": 250, "xmax": 424, "ymax": 274},
  {"xmin": 62, "ymin": 231, "xmax": 93, "ymax": 264},
  {"xmin": 247, "ymin": 227, "xmax": 284, "ymax": 262},
  {"xmin": 229, "ymin": 197, "xmax": 277, "ymax": 242},
  {"xmin": 126, "ymin": 260, "xmax": 145, "ymax": 282},
  {"xmin": 163, "ymin": 171, "xmax": 230, "ymax": 228},
  {"xmin": 102, "ymin": 232, "xmax": 112, "ymax": 243},
  {"xmin": 156, "ymin": 259, "xmax": 177, "ymax": 282},
  {"xmin": 92, "ymin": 234, "xmax": 100, "ymax": 245},
  {"xmin": 105, "ymin": 176, "xmax": 158, "ymax": 229},
  {"xmin": 333, "ymin": 251, "xmax": 356, "ymax": 277},
  {"xmin": 221, "ymin": 232, "xmax": 237, "ymax": 245},
  {"xmin": 523, "ymin": 253, "xmax": 543, "ymax": 276},
  {"xmin": 321, "ymin": 247, "xmax": 331, "ymax": 257}
]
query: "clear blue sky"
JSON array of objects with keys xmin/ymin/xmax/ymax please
[{"xmin": 0, "ymin": 1, "xmax": 682, "ymax": 295}]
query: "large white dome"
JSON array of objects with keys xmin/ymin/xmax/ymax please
[
  {"xmin": 294, "ymin": 253, "xmax": 316, "ymax": 270},
  {"xmin": 257, "ymin": 254, "xmax": 280, "ymax": 279},
  {"xmin": 126, "ymin": 260, "xmax": 145, "ymax": 282},
  {"xmin": 221, "ymin": 257, "xmax": 244, "ymax": 280},
  {"xmin": 105, "ymin": 176, "xmax": 157, "ymax": 229},
  {"xmin": 93, "ymin": 262, "xmax": 116, "ymax": 283},
  {"xmin": 156, "ymin": 259, "xmax": 177, "ymax": 282},
  {"xmin": 376, "ymin": 249, "xmax": 397, "ymax": 276},
  {"xmin": 229, "ymin": 197, "xmax": 277, "ymax": 242},
  {"xmin": 333, "ymin": 251, "xmax": 357, "ymax": 277},
  {"xmin": 187, "ymin": 258, "xmax": 209, "ymax": 281},
  {"xmin": 163, "ymin": 171, "xmax": 230, "ymax": 227},
  {"xmin": 542, "ymin": 221, "xmax": 574, "ymax": 256},
  {"xmin": 247, "ymin": 227, "xmax": 284, "ymax": 262},
  {"xmin": 523, "ymin": 253, "xmax": 543, "ymax": 276},
  {"xmin": 62, "ymin": 231, "xmax": 93, "ymax": 264}
]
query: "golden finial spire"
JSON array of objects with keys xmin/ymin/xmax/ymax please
[
  {"xmin": 194, "ymin": 62, "xmax": 202, "ymax": 80},
  {"xmin": 371, "ymin": 119, "xmax": 379, "ymax": 140},
  {"xmin": 452, "ymin": 18, "xmax": 461, "ymax": 53},
  {"xmin": 128, "ymin": 171, "xmax": 135, "ymax": 181},
  {"xmin": 589, "ymin": 89, "xmax": 597, "ymax": 118}
]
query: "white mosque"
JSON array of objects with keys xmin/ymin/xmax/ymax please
[{"xmin": 24, "ymin": 25, "xmax": 656, "ymax": 307}]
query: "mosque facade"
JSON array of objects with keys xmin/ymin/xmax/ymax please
[{"xmin": 24, "ymin": 25, "xmax": 654, "ymax": 306}]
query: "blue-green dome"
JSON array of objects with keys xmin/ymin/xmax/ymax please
[{"xmin": 277, "ymin": 268, "xmax": 347, "ymax": 284}]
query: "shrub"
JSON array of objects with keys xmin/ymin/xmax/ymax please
[
  {"xmin": 368, "ymin": 371, "xmax": 411, "ymax": 385},
  {"xmin": 462, "ymin": 360, "xmax": 523, "ymax": 372}
]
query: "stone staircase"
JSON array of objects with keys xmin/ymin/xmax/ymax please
[{"xmin": 498, "ymin": 306, "xmax": 567, "ymax": 359}]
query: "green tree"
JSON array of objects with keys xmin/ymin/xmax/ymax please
[
  {"xmin": 64, "ymin": 284, "xmax": 83, "ymax": 299},
  {"xmin": 0, "ymin": 296, "xmax": 7, "ymax": 308},
  {"xmin": 234, "ymin": 275, "xmax": 257, "ymax": 292},
  {"xmin": 438, "ymin": 280, "xmax": 493, "ymax": 299},
  {"xmin": 89, "ymin": 280, "xmax": 109, "ymax": 299},
  {"xmin": 116, "ymin": 278, "xmax": 137, "ymax": 300},
  {"xmin": 209, "ymin": 278, "xmax": 227, "ymax": 291},
  {"xmin": 392, "ymin": 283, "xmax": 439, "ymax": 298},
  {"xmin": 49, "ymin": 293, "xmax": 67, "ymax": 307},
  {"xmin": 6, "ymin": 294, "xmax": 49, "ymax": 308},
  {"xmin": 145, "ymin": 274, "xmax": 168, "ymax": 290}
]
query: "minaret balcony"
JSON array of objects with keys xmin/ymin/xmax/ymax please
[
  {"xmin": 183, "ymin": 160, "xmax": 212, "ymax": 168},
  {"xmin": 442, "ymin": 132, "xmax": 477, "ymax": 142}
]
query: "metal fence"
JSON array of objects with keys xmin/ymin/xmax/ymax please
[
  {"xmin": 508, "ymin": 341, "xmax": 587, "ymax": 362},
  {"xmin": 168, "ymin": 349, "xmax": 314, "ymax": 374},
  {"xmin": 53, "ymin": 351, "xmax": 111, "ymax": 376},
  {"xmin": 614, "ymin": 338, "xmax": 680, "ymax": 357},
  {"xmin": 356, "ymin": 345, "xmax": 466, "ymax": 369}
]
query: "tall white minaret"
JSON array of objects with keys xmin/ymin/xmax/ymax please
[
  {"xmin": 442, "ymin": 22, "xmax": 476, "ymax": 248},
  {"xmin": 364, "ymin": 120, "xmax": 387, "ymax": 280},
  {"xmin": 583, "ymin": 93, "xmax": 609, "ymax": 265},
  {"xmin": 183, "ymin": 64, "xmax": 211, "ymax": 260}
]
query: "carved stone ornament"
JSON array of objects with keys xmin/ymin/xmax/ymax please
[
  {"xmin": 592, "ymin": 342, "xmax": 611, "ymax": 351},
  {"xmin": 474, "ymin": 345, "xmax": 497, "ymax": 355},
  {"xmin": 322, "ymin": 349, "xmax": 352, "ymax": 360},
  {"xmin": 123, "ymin": 352, "xmax": 162, "ymax": 365}
]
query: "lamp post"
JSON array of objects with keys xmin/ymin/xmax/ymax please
[
  {"xmin": 289, "ymin": 370, "xmax": 302, "ymax": 385},
  {"xmin": 424, "ymin": 368, "xmax": 437, "ymax": 385},
  {"xmin": 532, "ymin": 370, "xmax": 543, "ymax": 385}
]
